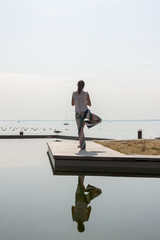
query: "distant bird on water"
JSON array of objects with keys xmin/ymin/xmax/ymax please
[{"xmin": 54, "ymin": 130, "xmax": 62, "ymax": 134}]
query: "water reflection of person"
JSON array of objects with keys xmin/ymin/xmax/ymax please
[{"xmin": 72, "ymin": 176, "xmax": 102, "ymax": 232}]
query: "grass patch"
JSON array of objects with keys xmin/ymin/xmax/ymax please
[{"xmin": 95, "ymin": 139, "xmax": 160, "ymax": 155}]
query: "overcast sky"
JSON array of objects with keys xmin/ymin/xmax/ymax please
[{"xmin": 0, "ymin": 0, "xmax": 160, "ymax": 120}]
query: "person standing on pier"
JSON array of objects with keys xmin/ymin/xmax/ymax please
[{"xmin": 71, "ymin": 80, "xmax": 102, "ymax": 150}]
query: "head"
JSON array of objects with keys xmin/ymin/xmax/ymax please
[
  {"xmin": 77, "ymin": 80, "xmax": 85, "ymax": 94},
  {"xmin": 77, "ymin": 221, "xmax": 85, "ymax": 232}
]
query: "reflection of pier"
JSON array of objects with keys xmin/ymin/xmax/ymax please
[{"xmin": 47, "ymin": 141, "xmax": 160, "ymax": 177}]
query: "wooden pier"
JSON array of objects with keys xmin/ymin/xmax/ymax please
[
  {"xmin": 47, "ymin": 141, "xmax": 160, "ymax": 177},
  {"xmin": 0, "ymin": 134, "xmax": 109, "ymax": 140}
]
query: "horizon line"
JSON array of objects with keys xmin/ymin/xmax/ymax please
[{"xmin": 0, "ymin": 119, "xmax": 160, "ymax": 122}]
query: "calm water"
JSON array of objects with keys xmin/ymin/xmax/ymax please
[
  {"xmin": 0, "ymin": 139, "xmax": 160, "ymax": 240},
  {"xmin": 0, "ymin": 119, "xmax": 160, "ymax": 139}
]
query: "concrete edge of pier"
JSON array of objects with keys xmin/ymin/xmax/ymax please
[{"xmin": 47, "ymin": 141, "xmax": 160, "ymax": 178}]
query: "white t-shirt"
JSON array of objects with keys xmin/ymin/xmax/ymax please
[{"xmin": 73, "ymin": 91, "xmax": 88, "ymax": 113}]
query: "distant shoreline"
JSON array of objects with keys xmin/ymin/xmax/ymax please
[{"xmin": 0, "ymin": 119, "xmax": 160, "ymax": 122}]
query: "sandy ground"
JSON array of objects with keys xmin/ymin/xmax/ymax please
[{"xmin": 95, "ymin": 139, "xmax": 160, "ymax": 155}]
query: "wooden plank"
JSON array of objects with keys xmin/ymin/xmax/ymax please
[{"xmin": 47, "ymin": 141, "xmax": 160, "ymax": 177}]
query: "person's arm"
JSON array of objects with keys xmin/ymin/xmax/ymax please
[
  {"xmin": 87, "ymin": 206, "xmax": 92, "ymax": 220},
  {"xmin": 71, "ymin": 94, "xmax": 75, "ymax": 106},
  {"xmin": 87, "ymin": 93, "xmax": 91, "ymax": 106},
  {"xmin": 71, "ymin": 206, "xmax": 75, "ymax": 220}
]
